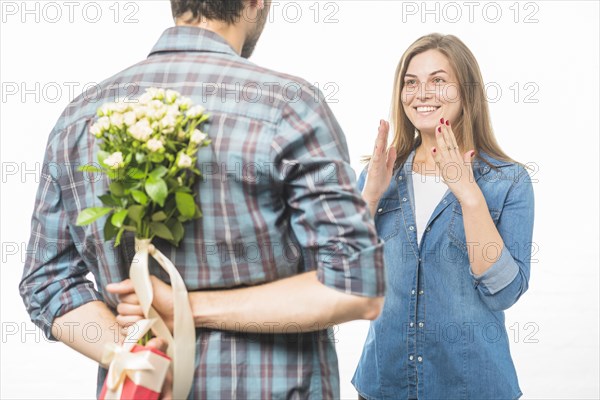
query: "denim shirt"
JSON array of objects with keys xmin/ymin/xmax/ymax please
[{"xmin": 352, "ymin": 148, "xmax": 535, "ymax": 400}]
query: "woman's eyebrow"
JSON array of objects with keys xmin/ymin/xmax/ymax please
[{"xmin": 405, "ymin": 69, "xmax": 448, "ymax": 78}]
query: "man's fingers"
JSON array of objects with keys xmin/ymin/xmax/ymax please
[
  {"xmin": 117, "ymin": 302, "xmax": 144, "ymax": 316},
  {"xmin": 106, "ymin": 279, "xmax": 135, "ymax": 295},
  {"xmin": 116, "ymin": 314, "xmax": 143, "ymax": 327},
  {"xmin": 118, "ymin": 293, "xmax": 140, "ymax": 305}
]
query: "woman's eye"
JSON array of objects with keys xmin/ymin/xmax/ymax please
[
  {"xmin": 405, "ymin": 80, "xmax": 417, "ymax": 86},
  {"xmin": 433, "ymin": 77, "xmax": 445, "ymax": 84}
]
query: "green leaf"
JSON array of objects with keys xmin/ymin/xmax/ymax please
[
  {"xmin": 115, "ymin": 227, "xmax": 125, "ymax": 246},
  {"xmin": 127, "ymin": 168, "xmax": 146, "ymax": 180},
  {"xmin": 175, "ymin": 192, "xmax": 195, "ymax": 218},
  {"xmin": 148, "ymin": 153, "xmax": 165, "ymax": 163},
  {"xmin": 98, "ymin": 194, "xmax": 121, "ymax": 207},
  {"xmin": 167, "ymin": 219, "xmax": 185, "ymax": 244},
  {"xmin": 78, "ymin": 165, "xmax": 104, "ymax": 173},
  {"xmin": 103, "ymin": 219, "xmax": 118, "ymax": 241},
  {"xmin": 98, "ymin": 151, "xmax": 110, "ymax": 168},
  {"xmin": 151, "ymin": 211, "xmax": 168, "ymax": 222},
  {"xmin": 135, "ymin": 152, "xmax": 146, "ymax": 164},
  {"xmin": 150, "ymin": 222, "xmax": 174, "ymax": 240},
  {"xmin": 145, "ymin": 176, "xmax": 168, "ymax": 207},
  {"xmin": 128, "ymin": 205, "xmax": 145, "ymax": 224},
  {"xmin": 194, "ymin": 203, "xmax": 203, "ymax": 218},
  {"xmin": 109, "ymin": 182, "xmax": 125, "ymax": 197},
  {"xmin": 111, "ymin": 209, "xmax": 128, "ymax": 228},
  {"xmin": 130, "ymin": 190, "xmax": 148, "ymax": 205},
  {"xmin": 76, "ymin": 207, "xmax": 113, "ymax": 226},
  {"xmin": 149, "ymin": 166, "xmax": 168, "ymax": 180}
]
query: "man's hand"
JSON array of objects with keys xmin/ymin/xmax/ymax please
[
  {"xmin": 145, "ymin": 337, "xmax": 173, "ymax": 400},
  {"xmin": 106, "ymin": 276, "xmax": 174, "ymax": 334}
]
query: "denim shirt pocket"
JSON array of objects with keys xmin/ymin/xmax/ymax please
[
  {"xmin": 448, "ymin": 203, "xmax": 501, "ymax": 251},
  {"xmin": 374, "ymin": 198, "xmax": 402, "ymax": 240}
]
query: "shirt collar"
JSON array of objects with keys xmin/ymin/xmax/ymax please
[{"xmin": 148, "ymin": 26, "xmax": 239, "ymax": 58}]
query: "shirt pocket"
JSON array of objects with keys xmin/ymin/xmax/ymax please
[
  {"xmin": 448, "ymin": 203, "xmax": 501, "ymax": 251},
  {"xmin": 374, "ymin": 198, "xmax": 402, "ymax": 240}
]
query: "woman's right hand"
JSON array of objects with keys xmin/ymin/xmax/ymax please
[{"xmin": 362, "ymin": 120, "xmax": 396, "ymax": 216}]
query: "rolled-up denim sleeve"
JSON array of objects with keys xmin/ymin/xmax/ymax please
[
  {"xmin": 272, "ymin": 86, "xmax": 385, "ymax": 297},
  {"xmin": 19, "ymin": 132, "xmax": 102, "ymax": 340},
  {"xmin": 470, "ymin": 166, "xmax": 535, "ymax": 311}
]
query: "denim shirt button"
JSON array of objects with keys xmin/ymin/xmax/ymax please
[
  {"xmin": 418, "ymin": 322, "xmax": 424, "ymax": 328},
  {"xmin": 417, "ymin": 356, "xmax": 423, "ymax": 362},
  {"xmin": 411, "ymin": 289, "xmax": 416, "ymax": 295},
  {"xmin": 377, "ymin": 208, "xmax": 383, "ymax": 213},
  {"xmin": 402, "ymin": 197, "xmax": 408, "ymax": 202},
  {"xmin": 409, "ymin": 355, "xmax": 414, "ymax": 361},
  {"xmin": 419, "ymin": 290, "xmax": 424, "ymax": 295},
  {"xmin": 398, "ymin": 175, "xmax": 403, "ymax": 180},
  {"xmin": 426, "ymin": 226, "xmax": 431, "ymax": 232},
  {"xmin": 409, "ymin": 226, "xmax": 414, "ymax": 231},
  {"xmin": 409, "ymin": 322, "xmax": 414, "ymax": 327}
]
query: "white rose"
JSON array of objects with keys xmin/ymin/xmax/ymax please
[
  {"xmin": 166, "ymin": 104, "xmax": 180, "ymax": 118},
  {"xmin": 138, "ymin": 92, "xmax": 153, "ymax": 105},
  {"xmin": 146, "ymin": 138, "xmax": 164, "ymax": 152},
  {"xmin": 135, "ymin": 106, "xmax": 148, "ymax": 119},
  {"xmin": 123, "ymin": 111, "xmax": 137, "ymax": 127},
  {"xmin": 114, "ymin": 101, "xmax": 130, "ymax": 113},
  {"xmin": 161, "ymin": 114, "xmax": 176, "ymax": 132},
  {"xmin": 128, "ymin": 119, "xmax": 153, "ymax": 142},
  {"xmin": 104, "ymin": 151, "xmax": 124, "ymax": 169},
  {"xmin": 99, "ymin": 102, "xmax": 116, "ymax": 116},
  {"xmin": 186, "ymin": 105, "xmax": 205, "ymax": 118},
  {"xmin": 177, "ymin": 153, "xmax": 193, "ymax": 169},
  {"xmin": 109, "ymin": 112, "xmax": 124, "ymax": 127},
  {"xmin": 165, "ymin": 90, "xmax": 180, "ymax": 104},
  {"xmin": 147, "ymin": 88, "xmax": 165, "ymax": 100},
  {"xmin": 190, "ymin": 129, "xmax": 208, "ymax": 144},
  {"xmin": 90, "ymin": 123, "xmax": 102, "ymax": 137},
  {"xmin": 177, "ymin": 96, "xmax": 193, "ymax": 110},
  {"xmin": 97, "ymin": 116, "xmax": 111, "ymax": 131}
]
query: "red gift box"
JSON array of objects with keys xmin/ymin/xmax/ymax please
[{"xmin": 99, "ymin": 344, "xmax": 171, "ymax": 400}]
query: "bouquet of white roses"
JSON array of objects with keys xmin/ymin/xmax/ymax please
[
  {"xmin": 76, "ymin": 87, "xmax": 210, "ymax": 246},
  {"xmin": 76, "ymin": 87, "xmax": 208, "ymax": 400}
]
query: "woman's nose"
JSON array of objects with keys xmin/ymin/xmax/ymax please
[{"xmin": 416, "ymin": 82, "xmax": 435, "ymax": 101}]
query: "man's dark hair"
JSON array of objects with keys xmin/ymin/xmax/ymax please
[{"xmin": 171, "ymin": 1, "xmax": 245, "ymax": 24}]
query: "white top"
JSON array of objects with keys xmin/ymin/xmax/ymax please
[{"xmin": 412, "ymin": 172, "xmax": 449, "ymax": 246}]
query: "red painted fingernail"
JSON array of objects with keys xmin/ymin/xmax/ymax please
[
  {"xmin": 440, "ymin": 118, "xmax": 444, "ymax": 124},
  {"xmin": 433, "ymin": 148, "xmax": 437, "ymax": 153},
  {"xmin": 471, "ymin": 151, "xmax": 475, "ymax": 157},
  {"xmin": 437, "ymin": 127, "xmax": 442, "ymax": 133},
  {"xmin": 445, "ymin": 120, "xmax": 450, "ymax": 126}
]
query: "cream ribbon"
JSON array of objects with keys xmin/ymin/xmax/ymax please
[
  {"xmin": 101, "ymin": 319, "xmax": 171, "ymax": 399},
  {"xmin": 129, "ymin": 238, "xmax": 196, "ymax": 400}
]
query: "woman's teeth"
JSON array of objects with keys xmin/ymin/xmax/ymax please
[{"xmin": 416, "ymin": 106, "xmax": 439, "ymax": 113}]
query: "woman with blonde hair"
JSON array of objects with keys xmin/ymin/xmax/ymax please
[{"xmin": 352, "ymin": 33, "xmax": 534, "ymax": 399}]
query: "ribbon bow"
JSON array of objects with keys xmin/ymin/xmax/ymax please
[{"xmin": 101, "ymin": 319, "xmax": 170, "ymax": 399}]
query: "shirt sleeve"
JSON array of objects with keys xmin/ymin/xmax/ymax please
[
  {"xmin": 469, "ymin": 165, "xmax": 535, "ymax": 311},
  {"xmin": 19, "ymin": 129, "xmax": 103, "ymax": 340},
  {"xmin": 272, "ymin": 85, "xmax": 385, "ymax": 297}
]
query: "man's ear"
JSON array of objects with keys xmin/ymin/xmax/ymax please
[{"xmin": 249, "ymin": 0, "xmax": 265, "ymax": 10}]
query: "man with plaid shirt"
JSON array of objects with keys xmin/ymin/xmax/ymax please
[{"xmin": 20, "ymin": 1, "xmax": 386, "ymax": 398}]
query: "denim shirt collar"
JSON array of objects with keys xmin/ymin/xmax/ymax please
[
  {"xmin": 148, "ymin": 26, "xmax": 239, "ymax": 58},
  {"xmin": 392, "ymin": 146, "xmax": 513, "ymax": 253}
]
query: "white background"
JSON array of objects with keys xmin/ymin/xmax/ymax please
[{"xmin": 1, "ymin": 1, "xmax": 599, "ymax": 399}]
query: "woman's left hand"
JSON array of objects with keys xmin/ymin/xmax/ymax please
[{"xmin": 431, "ymin": 118, "xmax": 480, "ymax": 206}]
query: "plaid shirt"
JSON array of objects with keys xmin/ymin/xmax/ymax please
[{"xmin": 20, "ymin": 27, "xmax": 385, "ymax": 399}]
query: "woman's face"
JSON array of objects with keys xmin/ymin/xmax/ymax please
[{"xmin": 401, "ymin": 49, "xmax": 462, "ymax": 135}]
